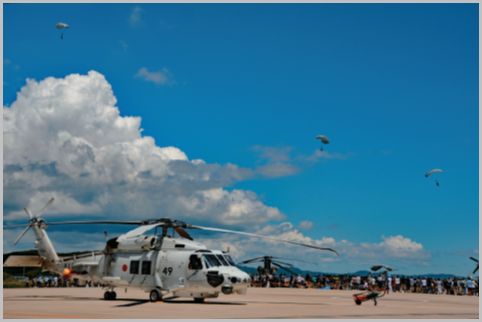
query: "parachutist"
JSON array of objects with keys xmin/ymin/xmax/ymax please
[
  {"xmin": 56, "ymin": 22, "xmax": 69, "ymax": 39},
  {"xmin": 316, "ymin": 135, "xmax": 330, "ymax": 151},
  {"xmin": 425, "ymin": 168, "xmax": 443, "ymax": 187}
]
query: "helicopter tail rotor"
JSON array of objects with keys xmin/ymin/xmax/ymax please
[
  {"xmin": 14, "ymin": 198, "xmax": 55, "ymax": 245},
  {"xmin": 14, "ymin": 225, "xmax": 32, "ymax": 245},
  {"xmin": 10, "ymin": 198, "xmax": 60, "ymax": 270}
]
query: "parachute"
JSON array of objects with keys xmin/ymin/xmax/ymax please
[
  {"xmin": 425, "ymin": 168, "xmax": 443, "ymax": 187},
  {"xmin": 371, "ymin": 264, "xmax": 393, "ymax": 272},
  {"xmin": 315, "ymin": 135, "xmax": 330, "ymax": 151},
  {"xmin": 55, "ymin": 22, "xmax": 69, "ymax": 40}
]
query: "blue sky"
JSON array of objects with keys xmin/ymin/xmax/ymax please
[{"xmin": 3, "ymin": 3, "xmax": 478, "ymax": 275}]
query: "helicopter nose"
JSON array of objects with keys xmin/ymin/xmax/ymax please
[
  {"xmin": 237, "ymin": 273, "xmax": 251, "ymax": 294},
  {"xmin": 226, "ymin": 272, "xmax": 250, "ymax": 285},
  {"xmin": 239, "ymin": 273, "xmax": 251, "ymax": 285}
]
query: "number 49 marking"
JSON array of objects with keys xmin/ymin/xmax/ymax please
[{"xmin": 162, "ymin": 267, "xmax": 173, "ymax": 275}]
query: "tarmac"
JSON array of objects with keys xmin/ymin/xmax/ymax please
[{"xmin": 3, "ymin": 287, "xmax": 479, "ymax": 319}]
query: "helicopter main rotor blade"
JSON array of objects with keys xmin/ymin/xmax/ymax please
[
  {"xmin": 45, "ymin": 220, "xmax": 144, "ymax": 226},
  {"xmin": 272, "ymin": 262, "xmax": 298, "ymax": 275},
  {"xmin": 274, "ymin": 256, "xmax": 318, "ymax": 266},
  {"xmin": 271, "ymin": 259, "xmax": 294, "ymax": 268},
  {"xmin": 174, "ymin": 227, "xmax": 193, "ymax": 240},
  {"xmin": 120, "ymin": 223, "xmax": 166, "ymax": 240},
  {"xmin": 470, "ymin": 257, "xmax": 479, "ymax": 263},
  {"xmin": 473, "ymin": 265, "xmax": 479, "ymax": 274},
  {"xmin": 239, "ymin": 256, "xmax": 267, "ymax": 264},
  {"xmin": 189, "ymin": 225, "xmax": 339, "ymax": 255}
]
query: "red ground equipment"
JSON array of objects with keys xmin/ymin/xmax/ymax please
[{"xmin": 353, "ymin": 291, "xmax": 385, "ymax": 306}]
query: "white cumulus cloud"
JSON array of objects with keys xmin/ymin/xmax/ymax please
[
  {"xmin": 196, "ymin": 223, "xmax": 426, "ymax": 270},
  {"xmin": 379, "ymin": 235, "xmax": 423, "ymax": 254},
  {"xmin": 135, "ymin": 67, "xmax": 173, "ymax": 86},
  {"xmin": 299, "ymin": 220, "xmax": 314, "ymax": 230},
  {"xmin": 3, "ymin": 71, "xmax": 283, "ymax": 226},
  {"xmin": 252, "ymin": 145, "xmax": 350, "ymax": 179}
]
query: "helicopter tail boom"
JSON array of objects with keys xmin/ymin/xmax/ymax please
[{"xmin": 30, "ymin": 221, "xmax": 61, "ymax": 270}]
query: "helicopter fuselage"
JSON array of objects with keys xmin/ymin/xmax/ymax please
[{"xmin": 61, "ymin": 236, "xmax": 250, "ymax": 300}]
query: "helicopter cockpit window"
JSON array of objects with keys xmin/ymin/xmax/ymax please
[
  {"xmin": 188, "ymin": 255, "xmax": 202, "ymax": 270},
  {"xmin": 215, "ymin": 254, "xmax": 229, "ymax": 266},
  {"xmin": 202, "ymin": 257, "xmax": 211, "ymax": 268},
  {"xmin": 224, "ymin": 255, "xmax": 236, "ymax": 266},
  {"xmin": 202, "ymin": 254, "xmax": 222, "ymax": 268}
]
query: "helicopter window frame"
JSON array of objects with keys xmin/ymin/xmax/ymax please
[
  {"xmin": 215, "ymin": 254, "xmax": 229, "ymax": 266},
  {"xmin": 203, "ymin": 254, "xmax": 222, "ymax": 267},
  {"xmin": 202, "ymin": 256, "xmax": 211, "ymax": 268},
  {"xmin": 224, "ymin": 255, "xmax": 236, "ymax": 266},
  {"xmin": 130, "ymin": 260, "xmax": 140, "ymax": 274},
  {"xmin": 141, "ymin": 261, "xmax": 151, "ymax": 275}
]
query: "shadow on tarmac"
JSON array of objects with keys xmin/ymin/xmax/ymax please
[
  {"xmin": 11, "ymin": 294, "xmax": 246, "ymax": 306},
  {"xmin": 115, "ymin": 300, "xmax": 149, "ymax": 307},
  {"xmin": 163, "ymin": 299, "xmax": 246, "ymax": 305}
]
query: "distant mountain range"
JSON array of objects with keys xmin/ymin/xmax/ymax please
[{"xmin": 238, "ymin": 266, "xmax": 464, "ymax": 279}]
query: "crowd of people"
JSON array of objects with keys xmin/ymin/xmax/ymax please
[
  {"xmin": 21, "ymin": 275, "xmax": 101, "ymax": 288},
  {"xmin": 13, "ymin": 271, "xmax": 480, "ymax": 296},
  {"xmin": 250, "ymin": 273, "xmax": 479, "ymax": 296}
]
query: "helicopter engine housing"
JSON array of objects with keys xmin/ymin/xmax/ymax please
[{"xmin": 117, "ymin": 236, "xmax": 158, "ymax": 251}]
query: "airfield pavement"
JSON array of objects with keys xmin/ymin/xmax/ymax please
[{"xmin": 2, "ymin": 287, "xmax": 479, "ymax": 319}]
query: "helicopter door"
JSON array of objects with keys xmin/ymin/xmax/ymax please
[
  {"xmin": 159, "ymin": 251, "xmax": 186, "ymax": 290},
  {"xmin": 186, "ymin": 254, "xmax": 206, "ymax": 287}
]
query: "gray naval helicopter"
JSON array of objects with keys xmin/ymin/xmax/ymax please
[{"xmin": 10, "ymin": 198, "xmax": 338, "ymax": 303}]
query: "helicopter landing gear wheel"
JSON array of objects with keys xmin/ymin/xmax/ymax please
[
  {"xmin": 104, "ymin": 291, "xmax": 117, "ymax": 300},
  {"xmin": 194, "ymin": 297, "xmax": 205, "ymax": 303},
  {"xmin": 149, "ymin": 289, "xmax": 161, "ymax": 302}
]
